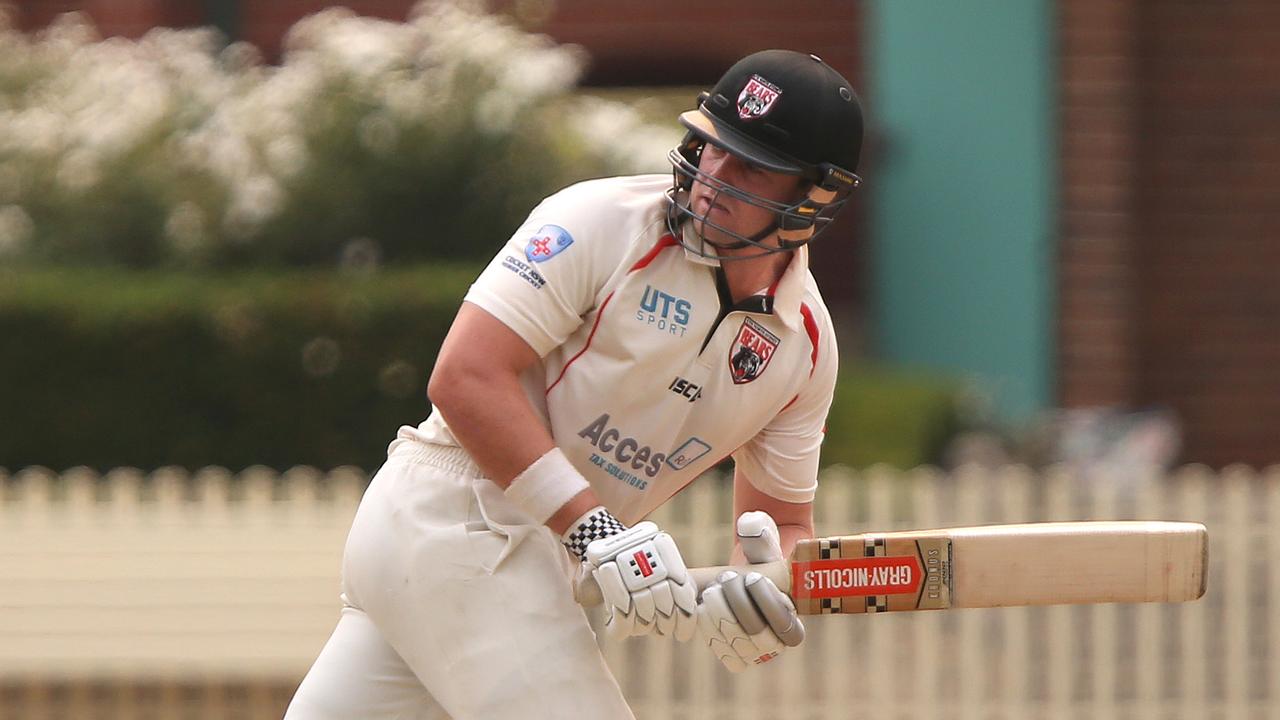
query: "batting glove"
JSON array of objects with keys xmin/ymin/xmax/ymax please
[
  {"xmin": 564, "ymin": 507, "xmax": 698, "ymax": 641},
  {"xmin": 696, "ymin": 511, "xmax": 805, "ymax": 672}
]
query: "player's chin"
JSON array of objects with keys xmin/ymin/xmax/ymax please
[{"xmin": 693, "ymin": 224, "xmax": 739, "ymax": 250}]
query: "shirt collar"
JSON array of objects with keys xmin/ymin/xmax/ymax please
[
  {"xmin": 769, "ymin": 244, "xmax": 809, "ymax": 333},
  {"xmin": 678, "ymin": 224, "xmax": 809, "ymax": 333},
  {"xmin": 679, "ymin": 223, "xmax": 722, "ymax": 267}
]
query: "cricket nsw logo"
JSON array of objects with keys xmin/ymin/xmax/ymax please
[
  {"xmin": 524, "ymin": 224, "xmax": 574, "ymax": 263},
  {"xmin": 729, "ymin": 317, "xmax": 780, "ymax": 384},
  {"xmin": 738, "ymin": 75, "xmax": 782, "ymax": 120}
]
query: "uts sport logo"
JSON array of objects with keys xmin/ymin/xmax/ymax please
[
  {"xmin": 737, "ymin": 75, "xmax": 782, "ymax": 120},
  {"xmin": 729, "ymin": 317, "xmax": 780, "ymax": 384},
  {"xmin": 524, "ymin": 224, "xmax": 574, "ymax": 263},
  {"xmin": 637, "ymin": 285, "xmax": 692, "ymax": 337}
]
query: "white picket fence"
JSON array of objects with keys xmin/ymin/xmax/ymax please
[{"xmin": 0, "ymin": 462, "xmax": 1271, "ymax": 719}]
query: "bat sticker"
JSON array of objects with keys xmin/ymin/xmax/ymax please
[{"xmin": 792, "ymin": 556, "xmax": 921, "ymax": 599}]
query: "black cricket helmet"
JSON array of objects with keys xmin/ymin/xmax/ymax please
[{"xmin": 667, "ymin": 50, "xmax": 864, "ymax": 258}]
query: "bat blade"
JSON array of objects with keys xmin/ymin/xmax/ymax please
[
  {"xmin": 576, "ymin": 521, "xmax": 1209, "ymax": 614},
  {"xmin": 783, "ymin": 520, "xmax": 1208, "ymax": 615}
]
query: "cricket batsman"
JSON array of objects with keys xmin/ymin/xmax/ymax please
[{"xmin": 285, "ymin": 49, "xmax": 864, "ymax": 719}]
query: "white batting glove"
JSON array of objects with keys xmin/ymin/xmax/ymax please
[
  {"xmin": 696, "ymin": 511, "xmax": 805, "ymax": 672},
  {"xmin": 564, "ymin": 507, "xmax": 697, "ymax": 641}
]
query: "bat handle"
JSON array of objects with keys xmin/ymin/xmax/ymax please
[{"xmin": 574, "ymin": 560, "xmax": 792, "ymax": 607}]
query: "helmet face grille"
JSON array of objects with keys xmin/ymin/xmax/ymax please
[{"xmin": 665, "ymin": 143, "xmax": 857, "ymax": 260}]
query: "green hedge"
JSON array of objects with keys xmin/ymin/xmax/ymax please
[
  {"xmin": 0, "ymin": 266, "xmax": 473, "ymax": 472},
  {"xmin": 1, "ymin": 267, "xmax": 964, "ymax": 472},
  {"xmin": 822, "ymin": 364, "xmax": 964, "ymax": 470}
]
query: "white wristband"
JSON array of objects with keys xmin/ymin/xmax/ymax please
[{"xmin": 504, "ymin": 447, "xmax": 590, "ymax": 524}]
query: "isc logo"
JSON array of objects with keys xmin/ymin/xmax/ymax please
[
  {"xmin": 637, "ymin": 286, "xmax": 691, "ymax": 337},
  {"xmin": 668, "ymin": 377, "xmax": 702, "ymax": 402}
]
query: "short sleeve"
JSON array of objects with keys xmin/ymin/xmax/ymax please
[
  {"xmin": 463, "ymin": 182, "xmax": 627, "ymax": 357},
  {"xmin": 731, "ymin": 308, "xmax": 839, "ymax": 503}
]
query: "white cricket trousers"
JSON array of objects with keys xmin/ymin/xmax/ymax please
[{"xmin": 284, "ymin": 439, "xmax": 635, "ymax": 720}]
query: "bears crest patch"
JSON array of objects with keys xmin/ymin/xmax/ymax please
[
  {"xmin": 737, "ymin": 75, "xmax": 782, "ymax": 120},
  {"xmin": 729, "ymin": 317, "xmax": 780, "ymax": 384}
]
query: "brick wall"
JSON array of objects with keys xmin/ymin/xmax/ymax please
[
  {"xmin": 496, "ymin": 0, "xmax": 861, "ymax": 88},
  {"xmin": 1057, "ymin": 1, "xmax": 1141, "ymax": 410},
  {"xmin": 236, "ymin": 0, "xmax": 412, "ymax": 59},
  {"xmin": 1059, "ymin": 0, "xmax": 1280, "ymax": 467},
  {"xmin": 12, "ymin": 0, "xmax": 202, "ymax": 36},
  {"xmin": 12, "ymin": 0, "xmax": 859, "ymax": 87},
  {"xmin": 1136, "ymin": 1, "xmax": 1280, "ymax": 467}
]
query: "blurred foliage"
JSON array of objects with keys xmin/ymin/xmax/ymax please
[
  {"xmin": 0, "ymin": 1, "xmax": 681, "ymax": 269},
  {"xmin": 0, "ymin": 267, "xmax": 967, "ymax": 473},
  {"xmin": 0, "ymin": 2, "xmax": 968, "ymax": 472},
  {"xmin": 824, "ymin": 364, "xmax": 966, "ymax": 470},
  {"xmin": 0, "ymin": 264, "xmax": 475, "ymax": 471}
]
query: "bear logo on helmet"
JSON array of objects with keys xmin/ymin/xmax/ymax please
[{"xmin": 737, "ymin": 75, "xmax": 782, "ymax": 121}]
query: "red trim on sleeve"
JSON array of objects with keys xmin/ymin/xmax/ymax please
[
  {"xmin": 781, "ymin": 394, "xmax": 799, "ymax": 412},
  {"xmin": 547, "ymin": 290, "xmax": 615, "ymax": 394},
  {"xmin": 799, "ymin": 302, "xmax": 820, "ymax": 377}
]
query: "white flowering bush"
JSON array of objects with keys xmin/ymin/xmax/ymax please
[{"xmin": 0, "ymin": 1, "xmax": 681, "ymax": 267}]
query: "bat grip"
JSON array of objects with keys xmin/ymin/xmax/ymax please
[{"xmin": 574, "ymin": 560, "xmax": 791, "ymax": 607}]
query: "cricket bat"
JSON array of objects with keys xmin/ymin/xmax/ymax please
[{"xmin": 576, "ymin": 521, "xmax": 1208, "ymax": 614}]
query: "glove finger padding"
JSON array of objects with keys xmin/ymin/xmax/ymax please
[
  {"xmin": 586, "ymin": 522, "xmax": 697, "ymax": 641},
  {"xmin": 602, "ymin": 598, "xmax": 637, "ymax": 637},
  {"xmin": 697, "ymin": 577, "xmax": 784, "ymax": 672},
  {"xmin": 592, "ymin": 562, "xmax": 633, "ymax": 613},
  {"xmin": 736, "ymin": 511, "xmax": 784, "ymax": 564},
  {"xmin": 719, "ymin": 571, "xmax": 768, "ymax": 635},
  {"xmin": 732, "ymin": 512, "xmax": 804, "ymax": 644},
  {"xmin": 671, "ymin": 575, "xmax": 699, "ymax": 642},
  {"xmin": 652, "ymin": 532, "xmax": 690, "ymax": 584},
  {"xmin": 650, "ymin": 578, "xmax": 698, "ymax": 641},
  {"xmin": 631, "ymin": 586, "xmax": 658, "ymax": 631},
  {"xmin": 744, "ymin": 572, "xmax": 805, "ymax": 647},
  {"xmin": 649, "ymin": 581, "xmax": 678, "ymax": 637}
]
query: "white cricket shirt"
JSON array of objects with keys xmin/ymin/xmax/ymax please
[{"xmin": 405, "ymin": 174, "xmax": 838, "ymax": 525}]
